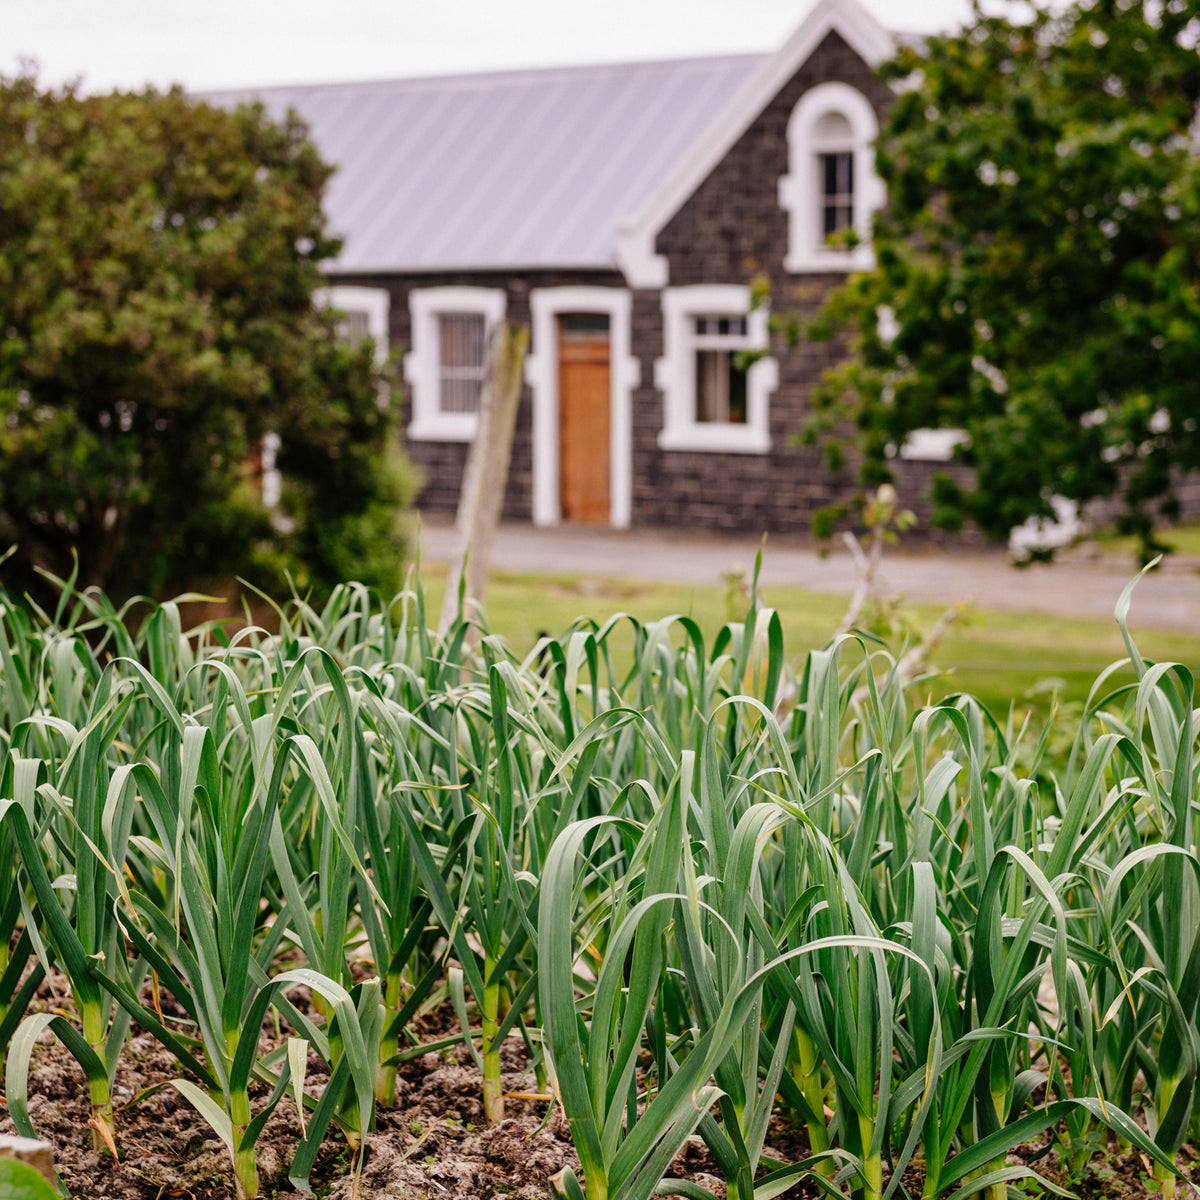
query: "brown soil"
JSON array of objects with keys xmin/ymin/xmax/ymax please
[
  {"xmin": 0, "ymin": 1023, "xmax": 582, "ymax": 1199},
  {"xmin": 4, "ymin": 1002, "xmax": 1199, "ymax": 1199}
]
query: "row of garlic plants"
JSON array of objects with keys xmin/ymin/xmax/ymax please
[{"xmin": 0, "ymin": 564, "xmax": 1196, "ymax": 1200}]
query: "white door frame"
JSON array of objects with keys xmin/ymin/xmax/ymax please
[{"xmin": 526, "ymin": 287, "xmax": 638, "ymax": 528}]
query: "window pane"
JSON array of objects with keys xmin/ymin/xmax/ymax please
[
  {"xmin": 440, "ymin": 313, "xmax": 485, "ymax": 368},
  {"xmin": 560, "ymin": 313, "xmax": 610, "ymax": 334},
  {"xmin": 824, "ymin": 152, "xmax": 839, "ymax": 195},
  {"xmin": 695, "ymin": 349, "xmax": 748, "ymax": 425},
  {"xmin": 696, "ymin": 350, "xmax": 721, "ymax": 422},
  {"xmin": 693, "ymin": 314, "xmax": 748, "ymax": 340},
  {"xmin": 820, "ymin": 151, "xmax": 854, "ymax": 238},
  {"xmin": 439, "ymin": 376, "xmax": 470, "ymax": 414},
  {"xmin": 824, "ymin": 202, "xmax": 856, "ymax": 236},
  {"xmin": 438, "ymin": 313, "xmax": 487, "ymax": 414},
  {"xmin": 337, "ymin": 310, "xmax": 372, "ymax": 343},
  {"xmin": 727, "ymin": 358, "xmax": 748, "ymax": 424}
]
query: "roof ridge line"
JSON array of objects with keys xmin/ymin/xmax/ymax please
[{"xmin": 198, "ymin": 50, "xmax": 766, "ymax": 100}]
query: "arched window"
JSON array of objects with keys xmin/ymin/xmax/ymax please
[{"xmin": 778, "ymin": 81, "xmax": 883, "ymax": 273}]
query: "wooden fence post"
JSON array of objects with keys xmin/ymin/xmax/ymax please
[
  {"xmin": 0, "ymin": 1135, "xmax": 56, "ymax": 1183},
  {"xmin": 439, "ymin": 321, "xmax": 529, "ymax": 639}
]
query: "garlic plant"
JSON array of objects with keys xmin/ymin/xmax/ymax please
[{"xmin": 0, "ymin": 563, "xmax": 1194, "ymax": 1198}]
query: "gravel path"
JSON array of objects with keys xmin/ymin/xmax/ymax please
[{"xmin": 418, "ymin": 519, "xmax": 1200, "ymax": 634}]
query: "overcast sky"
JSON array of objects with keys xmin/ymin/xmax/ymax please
[{"xmin": 5, "ymin": 1, "xmax": 982, "ymax": 94}]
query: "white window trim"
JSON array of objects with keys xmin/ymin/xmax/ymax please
[
  {"xmin": 319, "ymin": 285, "xmax": 390, "ymax": 363},
  {"xmin": 526, "ymin": 287, "xmax": 639, "ymax": 529},
  {"xmin": 404, "ymin": 286, "xmax": 506, "ymax": 442},
  {"xmin": 654, "ymin": 284, "xmax": 777, "ymax": 455},
  {"xmin": 898, "ymin": 428, "xmax": 968, "ymax": 461},
  {"xmin": 779, "ymin": 81, "xmax": 884, "ymax": 274}
]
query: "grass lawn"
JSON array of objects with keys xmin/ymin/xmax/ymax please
[
  {"xmin": 1088, "ymin": 521, "xmax": 1200, "ymax": 559},
  {"xmin": 417, "ymin": 563, "xmax": 1198, "ymax": 716}
]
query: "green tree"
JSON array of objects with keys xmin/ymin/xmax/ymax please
[
  {"xmin": 0, "ymin": 71, "xmax": 412, "ymax": 602},
  {"xmin": 812, "ymin": 0, "xmax": 1200, "ymax": 555}
]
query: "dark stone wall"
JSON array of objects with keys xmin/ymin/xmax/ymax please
[
  {"xmin": 631, "ymin": 31, "xmax": 913, "ymax": 537},
  {"xmin": 888, "ymin": 458, "xmax": 984, "ymax": 547},
  {"xmin": 331, "ymin": 268, "xmax": 623, "ymax": 519}
]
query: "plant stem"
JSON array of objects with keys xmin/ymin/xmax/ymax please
[
  {"xmin": 1154, "ymin": 1075, "xmax": 1180, "ymax": 1200},
  {"xmin": 482, "ymin": 954, "xmax": 503, "ymax": 1123},
  {"xmin": 82, "ymin": 1001, "xmax": 114, "ymax": 1155},
  {"xmin": 375, "ymin": 971, "xmax": 402, "ymax": 1106},
  {"xmin": 230, "ymin": 1087, "xmax": 258, "ymax": 1200},
  {"xmin": 725, "ymin": 1162, "xmax": 755, "ymax": 1200},
  {"xmin": 793, "ymin": 1028, "xmax": 831, "ymax": 1177},
  {"xmin": 583, "ymin": 1168, "xmax": 608, "ymax": 1200},
  {"xmin": 920, "ymin": 1156, "xmax": 938, "ymax": 1200},
  {"xmin": 0, "ymin": 939, "xmax": 10, "ymax": 1032},
  {"xmin": 1154, "ymin": 1160, "xmax": 1177, "ymax": 1200},
  {"xmin": 976, "ymin": 1060, "xmax": 1009, "ymax": 1200},
  {"xmin": 858, "ymin": 1113, "xmax": 882, "ymax": 1200},
  {"xmin": 330, "ymin": 1022, "xmax": 363, "ymax": 1146}
]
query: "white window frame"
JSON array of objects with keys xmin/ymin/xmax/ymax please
[
  {"xmin": 526, "ymin": 287, "xmax": 639, "ymax": 528},
  {"xmin": 779, "ymin": 82, "xmax": 883, "ymax": 274},
  {"xmin": 404, "ymin": 286, "xmax": 506, "ymax": 442},
  {"xmin": 898, "ymin": 428, "xmax": 968, "ymax": 461},
  {"xmin": 319, "ymin": 285, "xmax": 390, "ymax": 363},
  {"xmin": 654, "ymin": 284, "xmax": 777, "ymax": 455}
]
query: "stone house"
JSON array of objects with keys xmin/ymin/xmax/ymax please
[{"xmin": 214, "ymin": 0, "xmax": 958, "ymax": 535}]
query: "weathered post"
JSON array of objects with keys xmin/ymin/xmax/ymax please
[
  {"xmin": 439, "ymin": 321, "xmax": 529, "ymax": 640},
  {"xmin": 0, "ymin": 1135, "xmax": 56, "ymax": 1183}
]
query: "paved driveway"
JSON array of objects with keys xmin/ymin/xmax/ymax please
[{"xmin": 418, "ymin": 519, "xmax": 1200, "ymax": 634}]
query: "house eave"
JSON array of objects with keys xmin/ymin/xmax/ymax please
[{"xmin": 320, "ymin": 259, "xmax": 626, "ymax": 279}]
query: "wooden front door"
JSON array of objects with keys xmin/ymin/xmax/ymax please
[{"xmin": 557, "ymin": 314, "xmax": 611, "ymax": 524}]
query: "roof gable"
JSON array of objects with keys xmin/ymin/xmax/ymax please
[{"xmin": 616, "ymin": 0, "xmax": 893, "ymax": 286}]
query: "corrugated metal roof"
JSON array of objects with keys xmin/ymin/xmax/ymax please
[{"xmin": 204, "ymin": 55, "xmax": 760, "ymax": 273}]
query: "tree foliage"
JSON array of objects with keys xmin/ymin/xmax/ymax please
[
  {"xmin": 0, "ymin": 71, "xmax": 412, "ymax": 601},
  {"xmin": 812, "ymin": 0, "xmax": 1200, "ymax": 552}
]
